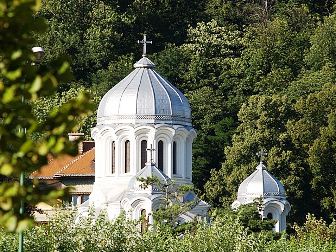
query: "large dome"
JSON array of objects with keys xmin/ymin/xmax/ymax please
[
  {"xmin": 237, "ymin": 162, "xmax": 286, "ymax": 204},
  {"xmin": 97, "ymin": 57, "xmax": 191, "ymax": 127}
]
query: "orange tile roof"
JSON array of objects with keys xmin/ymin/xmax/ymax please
[{"xmin": 31, "ymin": 148, "xmax": 95, "ymax": 179}]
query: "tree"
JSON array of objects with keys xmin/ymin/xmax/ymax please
[
  {"xmin": 0, "ymin": 0, "xmax": 92, "ymax": 231},
  {"xmin": 287, "ymin": 84, "xmax": 336, "ymax": 220},
  {"xmin": 234, "ymin": 199, "xmax": 276, "ymax": 233},
  {"xmin": 160, "ymin": 20, "xmax": 245, "ymax": 190},
  {"xmin": 204, "ymin": 95, "xmax": 302, "ymax": 212},
  {"xmin": 153, "ymin": 6, "xmax": 315, "ymax": 193},
  {"xmin": 206, "ymin": 83, "xmax": 336, "ymax": 223},
  {"xmin": 38, "ymin": 0, "xmax": 133, "ymax": 82},
  {"xmin": 38, "ymin": 0, "xmax": 206, "ymax": 84},
  {"xmin": 241, "ymin": 4, "xmax": 315, "ymax": 95},
  {"xmin": 137, "ymin": 176, "xmax": 199, "ymax": 231},
  {"xmin": 205, "ymin": 0, "xmax": 267, "ymax": 28},
  {"xmin": 305, "ymin": 12, "xmax": 336, "ymax": 71},
  {"xmin": 33, "ymin": 85, "xmax": 99, "ymax": 138}
]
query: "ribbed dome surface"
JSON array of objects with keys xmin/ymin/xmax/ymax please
[
  {"xmin": 237, "ymin": 162, "xmax": 286, "ymax": 202},
  {"xmin": 97, "ymin": 57, "xmax": 191, "ymax": 126}
]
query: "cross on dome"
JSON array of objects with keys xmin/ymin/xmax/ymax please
[
  {"xmin": 257, "ymin": 149, "xmax": 267, "ymax": 163},
  {"xmin": 138, "ymin": 34, "xmax": 152, "ymax": 57},
  {"xmin": 147, "ymin": 144, "xmax": 156, "ymax": 164}
]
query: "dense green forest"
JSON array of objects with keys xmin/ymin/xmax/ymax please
[{"xmin": 33, "ymin": 0, "xmax": 336, "ymax": 225}]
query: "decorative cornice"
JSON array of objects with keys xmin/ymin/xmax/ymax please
[{"xmin": 97, "ymin": 114, "xmax": 192, "ymax": 126}]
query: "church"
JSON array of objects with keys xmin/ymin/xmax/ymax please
[
  {"xmin": 33, "ymin": 35, "xmax": 290, "ymax": 231},
  {"xmin": 77, "ymin": 35, "xmax": 209, "ymax": 224}
]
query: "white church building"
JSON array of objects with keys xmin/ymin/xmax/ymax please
[
  {"xmin": 78, "ymin": 36, "xmax": 209, "ymax": 224},
  {"xmin": 74, "ymin": 35, "xmax": 290, "ymax": 231}
]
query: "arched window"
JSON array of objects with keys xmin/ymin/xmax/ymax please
[
  {"xmin": 140, "ymin": 140, "xmax": 147, "ymax": 169},
  {"xmin": 158, "ymin": 140, "xmax": 164, "ymax": 171},
  {"xmin": 112, "ymin": 141, "xmax": 115, "ymax": 174},
  {"xmin": 267, "ymin": 213, "xmax": 273, "ymax": 220},
  {"xmin": 173, "ymin": 141, "xmax": 177, "ymax": 175},
  {"xmin": 125, "ymin": 140, "xmax": 130, "ymax": 173}
]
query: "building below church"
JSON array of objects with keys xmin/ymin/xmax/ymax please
[{"xmin": 30, "ymin": 137, "xmax": 95, "ymax": 221}]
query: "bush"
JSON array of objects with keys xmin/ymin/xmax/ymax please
[{"xmin": 0, "ymin": 210, "xmax": 335, "ymax": 251}]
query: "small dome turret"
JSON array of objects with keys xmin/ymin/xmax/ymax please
[
  {"xmin": 232, "ymin": 158, "xmax": 291, "ymax": 232},
  {"xmin": 236, "ymin": 162, "xmax": 286, "ymax": 204}
]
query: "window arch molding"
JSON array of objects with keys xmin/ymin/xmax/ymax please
[
  {"xmin": 137, "ymin": 137, "xmax": 148, "ymax": 171},
  {"xmin": 130, "ymin": 197, "xmax": 151, "ymax": 219},
  {"xmin": 105, "ymin": 137, "xmax": 117, "ymax": 175},
  {"xmin": 102, "ymin": 130, "xmax": 117, "ymax": 176},
  {"xmin": 172, "ymin": 136, "xmax": 184, "ymax": 177},
  {"xmin": 155, "ymin": 134, "xmax": 171, "ymax": 174},
  {"xmin": 264, "ymin": 204, "xmax": 281, "ymax": 231},
  {"xmin": 117, "ymin": 134, "xmax": 133, "ymax": 175},
  {"xmin": 124, "ymin": 140, "xmax": 131, "ymax": 173},
  {"xmin": 172, "ymin": 141, "xmax": 177, "ymax": 175},
  {"xmin": 135, "ymin": 127, "xmax": 151, "ymax": 172}
]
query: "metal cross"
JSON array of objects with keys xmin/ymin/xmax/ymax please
[
  {"xmin": 147, "ymin": 144, "xmax": 156, "ymax": 163},
  {"xmin": 138, "ymin": 34, "xmax": 152, "ymax": 57},
  {"xmin": 256, "ymin": 149, "xmax": 267, "ymax": 163}
]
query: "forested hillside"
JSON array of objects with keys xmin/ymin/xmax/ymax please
[{"xmin": 34, "ymin": 0, "xmax": 336, "ymax": 224}]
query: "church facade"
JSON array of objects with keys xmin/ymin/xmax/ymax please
[{"xmin": 78, "ymin": 40, "xmax": 209, "ymax": 223}]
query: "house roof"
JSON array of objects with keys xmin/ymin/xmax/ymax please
[{"xmin": 31, "ymin": 148, "xmax": 95, "ymax": 179}]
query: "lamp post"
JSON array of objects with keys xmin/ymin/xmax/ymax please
[
  {"xmin": 31, "ymin": 47, "xmax": 45, "ymax": 64},
  {"xmin": 18, "ymin": 46, "xmax": 45, "ymax": 252}
]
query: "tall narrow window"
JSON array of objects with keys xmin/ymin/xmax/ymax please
[
  {"xmin": 140, "ymin": 140, "xmax": 147, "ymax": 169},
  {"xmin": 125, "ymin": 140, "xmax": 130, "ymax": 173},
  {"xmin": 158, "ymin": 140, "xmax": 164, "ymax": 171},
  {"xmin": 112, "ymin": 141, "xmax": 115, "ymax": 174},
  {"xmin": 173, "ymin": 141, "xmax": 177, "ymax": 175}
]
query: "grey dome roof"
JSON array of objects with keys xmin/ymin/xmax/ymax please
[
  {"xmin": 97, "ymin": 57, "xmax": 191, "ymax": 126},
  {"xmin": 237, "ymin": 162, "xmax": 286, "ymax": 203}
]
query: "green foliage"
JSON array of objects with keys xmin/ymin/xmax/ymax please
[
  {"xmin": 172, "ymin": 20, "xmax": 244, "ymax": 189},
  {"xmin": 233, "ymin": 200, "xmax": 276, "ymax": 233},
  {"xmin": 137, "ymin": 176, "xmax": 198, "ymax": 229},
  {"xmin": 38, "ymin": 0, "xmax": 205, "ymax": 82},
  {"xmin": 205, "ymin": 95, "xmax": 297, "ymax": 205},
  {"xmin": 0, "ymin": 210, "xmax": 335, "ymax": 251},
  {"xmin": 205, "ymin": 0, "xmax": 265, "ymax": 28},
  {"xmin": 33, "ymin": 85, "xmax": 100, "ymax": 138},
  {"xmin": 13, "ymin": 0, "xmax": 336, "ymax": 228},
  {"xmin": 38, "ymin": 0, "xmax": 134, "ymax": 81},
  {"xmin": 242, "ymin": 4, "xmax": 315, "ymax": 94},
  {"xmin": 0, "ymin": 0, "xmax": 92, "ymax": 231},
  {"xmin": 294, "ymin": 213, "xmax": 336, "ymax": 242},
  {"xmin": 305, "ymin": 13, "xmax": 336, "ymax": 70},
  {"xmin": 285, "ymin": 63, "xmax": 336, "ymax": 100},
  {"xmin": 206, "ymin": 83, "xmax": 336, "ymax": 223}
]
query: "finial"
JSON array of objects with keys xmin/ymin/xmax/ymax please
[
  {"xmin": 256, "ymin": 149, "xmax": 267, "ymax": 164},
  {"xmin": 137, "ymin": 34, "xmax": 152, "ymax": 57},
  {"xmin": 146, "ymin": 144, "xmax": 156, "ymax": 164}
]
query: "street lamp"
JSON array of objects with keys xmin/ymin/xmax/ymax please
[
  {"xmin": 31, "ymin": 47, "xmax": 44, "ymax": 64},
  {"xmin": 18, "ymin": 46, "xmax": 44, "ymax": 252}
]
